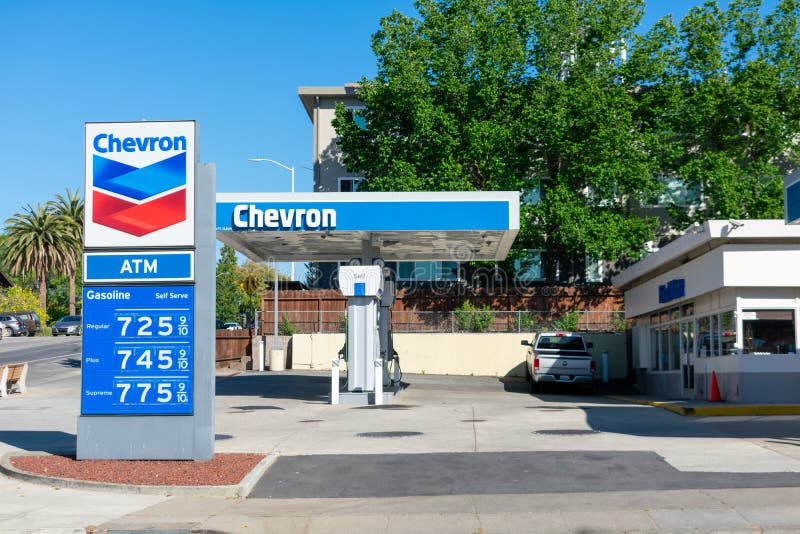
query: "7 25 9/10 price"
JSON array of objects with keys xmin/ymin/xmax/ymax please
[
  {"xmin": 116, "ymin": 313, "xmax": 190, "ymax": 337},
  {"xmin": 114, "ymin": 380, "xmax": 189, "ymax": 404}
]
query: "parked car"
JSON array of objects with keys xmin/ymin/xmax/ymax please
[
  {"xmin": 223, "ymin": 322, "xmax": 243, "ymax": 330},
  {"xmin": 6, "ymin": 310, "xmax": 41, "ymax": 336},
  {"xmin": 52, "ymin": 315, "xmax": 82, "ymax": 336},
  {"xmin": 523, "ymin": 332, "xmax": 595, "ymax": 393},
  {"xmin": 0, "ymin": 314, "xmax": 29, "ymax": 337}
]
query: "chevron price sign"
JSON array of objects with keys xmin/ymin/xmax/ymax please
[{"xmin": 85, "ymin": 121, "xmax": 196, "ymax": 248}]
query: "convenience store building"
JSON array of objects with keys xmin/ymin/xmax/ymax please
[{"xmin": 612, "ymin": 220, "xmax": 800, "ymax": 403}]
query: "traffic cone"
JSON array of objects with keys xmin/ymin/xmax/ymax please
[{"xmin": 709, "ymin": 371, "xmax": 722, "ymax": 402}]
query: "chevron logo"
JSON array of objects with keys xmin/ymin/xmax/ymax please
[{"xmin": 92, "ymin": 152, "xmax": 187, "ymax": 236}]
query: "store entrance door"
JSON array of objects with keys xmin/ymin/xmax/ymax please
[{"xmin": 680, "ymin": 320, "xmax": 695, "ymax": 398}]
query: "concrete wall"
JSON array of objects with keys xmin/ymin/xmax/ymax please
[
  {"xmin": 316, "ymin": 96, "xmax": 363, "ymax": 193},
  {"xmin": 584, "ymin": 332, "xmax": 629, "ymax": 381},
  {"xmin": 642, "ymin": 370, "xmax": 683, "ymax": 398},
  {"xmin": 289, "ymin": 332, "xmax": 629, "ymax": 379}
]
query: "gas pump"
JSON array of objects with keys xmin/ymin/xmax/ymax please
[{"xmin": 338, "ymin": 266, "xmax": 383, "ymax": 393}]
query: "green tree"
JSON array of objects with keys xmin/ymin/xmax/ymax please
[
  {"xmin": 0, "ymin": 286, "xmax": 47, "ymax": 328},
  {"xmin": 48, "ymin": 189, "xmax": 84, "ymax": 315},
  {"xmin": 216, "ymin": 245, "xmax": 240, "ymax": 323},
  {"xmin": 334, "ymin": 0, "xmax": 799, "ymax": 277},
  {"xmin": 334, "ymin": 0, "xmax": 660, "ymax": 282},
  {"xmin": 4, "ymin": 204, "xmax": 78, "ymax": 311},
  {"xmin": 237, "ymin": 260, "xmax": 285, "ymax": 329},
  {"xmin": 628, "ymin": 0, "xmax": 800, "ymax": 226}
]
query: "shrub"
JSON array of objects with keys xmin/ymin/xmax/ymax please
[
  {"xmin": 550, "ymin": 309, "xmax": 582, "ymax": 332},
  {"xmin": 514, "ymin": 311, "xmax": 538, "ymax": 332},
  {"xmin": 278, "ymin": 313, "xmax": 297, "ymax": 336},
  {"xmin": 454, "ymin": 301, "xmax": 495, "ymax": 333}
]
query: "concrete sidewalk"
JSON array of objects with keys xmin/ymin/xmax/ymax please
[{"xmin": 4, "ymin": 365, "xmax": 800, "ymax": 533}]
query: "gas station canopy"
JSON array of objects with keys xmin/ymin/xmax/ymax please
[{"xmin": 215, "ymin": 192, "xmax": 519, "ymax": 262}]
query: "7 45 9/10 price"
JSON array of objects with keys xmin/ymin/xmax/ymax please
[
  {"xmin": 116, "ymin": 314, "xmax": 190, "ymax": 337},
  {"xmin": 115, "ymin": 380, "xmax": 189, "ymax": 404},
  {"xmin": 116, "ymin": 347, "xmax": 189, "ymax": 371}
]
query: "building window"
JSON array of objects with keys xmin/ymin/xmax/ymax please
[
  {"xmin": 397, "ymin": 261, "xmax": 459, "ymax": 281},
  {"xmin": 720, "ymin": 311, "xmax": 737, "ymax": 355},
  {"xmin": 346, "ymin": 105, "xmax": 367, "ymax": 130},
  {"xmin": 697, "ymin": 316, "xmax": 711, "ymax": 357},
  {"xmin": 742, "ymin": 309, "xmax": 796, "ymax": 354},
  {"xmin": 670, "ymin": 322, "xmax": 680, "ymax": 369},
  {"xmin": 513, "ymin": 250, "xmax": 544, "ymax": 281},
  {"xmin": 659, "ymin": 325, "xmax": 669, "ymax": 369},
  {"xmin": 585, "ymin": 255, "xmax": 604, "ymax": 283},
  {"xmin": 645, "ymin": 176, "xmax": 701, "ymax": 207},
  {"xmin": 338, "ymin": 177, "xmax": 362, "ymax": 192},
  {"xmin": 522, "ymin": 182, "xmax": 541, "ymax": 206}
]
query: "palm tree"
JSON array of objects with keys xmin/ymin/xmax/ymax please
[
  {"xmin": 4, "ymin": 203, "xmax": 78, "ymax": 311},
  {"xmin": 49, "ymin": 190, "xmax": 84, "ymax": 315}
]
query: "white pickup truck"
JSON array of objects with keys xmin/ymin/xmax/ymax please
[{"xmin": 523, "ymin": 332, "xmax": 595, "ymax": 393}]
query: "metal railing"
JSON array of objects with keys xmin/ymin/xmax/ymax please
[{"xmin": 262, "ymin": 310, "xmax": 626, "ymax": 335}]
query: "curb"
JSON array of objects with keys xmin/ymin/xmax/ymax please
[
  {"xmin": 0, "ymin": 451, "xmax": 278, "ymax": 497},
  {"xmin": 606, "ymin": 395, "xmax": 800, "ymax": 417}
]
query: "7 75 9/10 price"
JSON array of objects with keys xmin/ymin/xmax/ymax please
[
  {"xmin": 116, "ymin": 314, "xmax": 190, "ymax": 337},
  {"xmin": 115, "ymin": 380, "xmax": 189, "ymax": 404}
]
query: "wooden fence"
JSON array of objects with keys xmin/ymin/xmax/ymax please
[
  {"xmin": 256, "ymin": 286, "xmax": 624, "ymax": 335},
  {"xmin": 215, "ymin": 329, "xmax": 251, "ymax": 369}
]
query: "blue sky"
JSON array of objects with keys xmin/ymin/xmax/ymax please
[{"xmin": 0, "ymin": 0, "xmax": 778, "ymax": 270}]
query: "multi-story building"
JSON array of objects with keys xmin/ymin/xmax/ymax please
[{"xmin": 299, "ymin": 85, "xmax": 459, "ymax": 289}]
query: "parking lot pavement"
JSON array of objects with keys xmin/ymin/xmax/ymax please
[
  {"xmin": 213, "ymin": 371, "xmax": 800, "ymax": 474},
  {"xmin": 6, "ymin": 367, "xmax": 800, "ymax": 532}
]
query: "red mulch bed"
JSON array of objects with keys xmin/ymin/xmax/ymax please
[{"xmin": 11, "ymin": 453, "xmax": 265, "ymax": 486}]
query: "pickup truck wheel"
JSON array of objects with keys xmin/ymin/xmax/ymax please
[{"xmin": 530, "ymin": 379, "xmax": 540, "ymax": 394}]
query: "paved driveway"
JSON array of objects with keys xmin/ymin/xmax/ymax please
[{"xmin": 209, "ymin": 371, "xmax": 800, "ymax": 499}]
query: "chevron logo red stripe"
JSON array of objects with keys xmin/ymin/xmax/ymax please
[{"xmin": 93, "ymin": 190, "xmax": 187, "ymax": 237}]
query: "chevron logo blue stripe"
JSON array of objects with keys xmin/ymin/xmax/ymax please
[{"xmin": 93, "ymin": 152, "xmax": 186, "ymax": 201}]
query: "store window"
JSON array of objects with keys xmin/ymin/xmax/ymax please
[
  {"xmin": 742, "ymin": 310, "xmax": 796, "ymax": 354},
  {"xmin": 651, "ymin": 328, "xmax": 660, "ymax": 370},
  {"xmin": 698, "ymin": 316, "xmax": 711, "ymax": 357},
  {"xmin": 720, "ymin": 311, "xmax": 737, "ymax": 355},
  {"xmin": 659, "ymin": 326, "xmax": 669, "ymax": 370},
  {"xmin": 710, "ymin": 315, "xmax": 719, "ymax": 356},
  {"xmin": 670, "ymin": 322, "xmax": 680, "ymax": 369}
]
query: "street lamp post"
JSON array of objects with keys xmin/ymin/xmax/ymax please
[
  {"xmin": 248, "ymin": 158, "xmax": 296, "ymax": 282},
  {"xmin": 248, "ymin": 157, "xmax": 296, "ymax": 364}
]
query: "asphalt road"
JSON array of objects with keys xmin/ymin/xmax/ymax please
[
  {"xmin": 251, "ymin": 450, "xmax": 800, "ymax": 499},
  {"xmin": 0, "ymin": 336, "xmax": 82, "ymax": 381}
]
